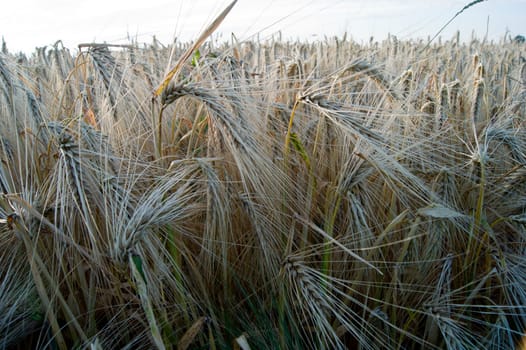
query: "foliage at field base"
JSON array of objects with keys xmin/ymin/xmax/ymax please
[{"xmin": 0, "ymin": 33, "xmax": 525, "ymax": 349}]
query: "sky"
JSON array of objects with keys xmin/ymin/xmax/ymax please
[{"xmin": 0, "ymin": 0, "xmax": 525, "ymax": 54}]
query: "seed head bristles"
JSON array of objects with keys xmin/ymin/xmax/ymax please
[
  {"xmin": 485, "ymin": 126, "xmax": 526, "ymax": 165},
  {"xmin": 475, "ymin": 63, "xmax": 485, "ymax": 80},
  {"xmin": 177, "ymin": 316, "xmax": 210, "ymax": 350},
  {"xmin": 154, "ymin": 0, "xmax": 238, "ymax": 97},
  {"xmin": 193, "ymin": 158, "xmax": 234, "ymax": 287},
  {"xmin": 239, "ymin": 192, "xmax": 282, "ymax": 274},
  {"xmin": 432, "ymin": 169, "xmax": 460, "ymax": 210},
  {"xmin": 521, "ymin": 63, "xmax": 526, "ymax": 89},
  {"xmin": 111, "ymin": 162, "xmax": 202, "ymax": 261},
  {"xmin": 0, "ymin": 54, "xmax": 14, "ymax": 114},
  {"xmin": 53, "ymin": 128, "xmax": 103, "ymax": 255},
  {"xmin": 519, "ymin": 62, "xmax": 526, "ymax": 107},
  {"xmin": 511, "ymin": 62, "xmax": 526, "ymax": 116},
  {"xmin": 281, "ymin": 253, "xmax": 429, "ymax": 349},
  {"xmin": 78, "ymin": 43, "xmax": 135, "ymax": 51},
  {"xmin": 0, "ymin": 250, "xmax": 39, "ymax": 349},
  {"xmin": 296, "ymin": 92, "xmax": 385, "ymax": 143},
  {"xmin": 421, "ymin": 100, "xmax": 435, "ymax": 115},
  {"xmin": 282, "ymin": 256, "xmax": 339, "ymax": 348},
  {"xmin": 424, "ymin": 0, "xmax": 487, "ymax": 50},
  {"xmin": 87, "ymin": 46, "xmax": 125, "ymax": 119},
  {"xmin": 423, "ymin": 255, "xmax": 453, "ymax": 345},
  {"xmin": 332, "ymin": 59, "xmax": 398, "ymax": 102},
  {"xmin": 400, "ymin": 69, "xmax": 413, "ymax": 98},
  {"xmin": 2, "ymin": 24, "xmax": 526, "ymax": 349},
  {"xmin": 0, "ymin": 138, "xmax": 15, "ymax": 194},
  {"xmin": 365, "ymin": 307, "xmax": 396, "ymax": 350},
  {"xmin": 437, "ymin": 83, "xmax": 449, "ymax": 130},
  {"xmin": 430, "ymin": 311, "xmax": 487, "ymax": 349},
  {"xmin": 298, "ymin": 96, "xmax": 438, "ymax": 207},
  {"xmin": 293, "ymin": 214, "xmax": 382, "ymax": 274},
  {"xmin": 161, "ymin": 83, "xmax": 253, "ymax": 152},
  {"xmin": 47, "ymin": 42, "xmax": 76, "ymax": 108},
  {"xmin": 471, "ymin": 77, "xmax": 485, "ymax": 129},
  {"xmin": 473, "ymin": 54, "xmax": 480, "ymax": 70},
  {"xmin": 24, "ymin": 88, "xmax": 44, "ymax": 127},
  {"xmin": 486, "ymin": 314, "xmax": 519, "ymax": 349},
  {"xmin": 448, "ymin": 80, "xmax": 461, "ymax": 115}
]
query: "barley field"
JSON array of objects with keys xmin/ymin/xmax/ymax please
[{"xmin": 1, "ymin": 18, "xmax": 526, "ymax": 350}]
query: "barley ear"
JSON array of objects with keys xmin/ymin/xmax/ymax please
[
  {"xmin": 154, "ymin": 0, "xmax": 237, "ymax": 97},
  {"xmin": 437, "ymin": 83, "xmax": 449, "ymax": 129},
  {"xmin": 472, "ymin": 53, "xmax": 480, "ymax": 70},
  {"xmin": 521, "ymin": 62, "xmax": 526, "ymax": 89},
  {"xmin": 471, "ymin": 78, "xmax": 485, "ymax": 127},
  {"xmin": 401, "ymin": 69, "xmax": 413, "ymax": 98}
]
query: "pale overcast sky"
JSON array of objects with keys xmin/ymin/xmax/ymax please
[{"xmin": 1, "ymin": 0, "xmax": 525, "ymax": 54}]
